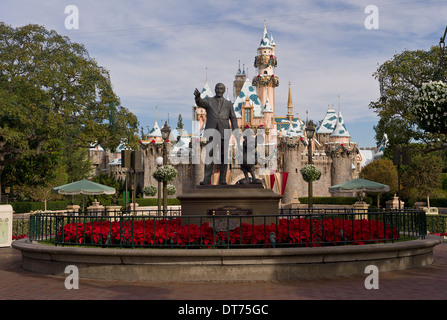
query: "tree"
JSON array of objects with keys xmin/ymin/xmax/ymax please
[
  {"xmin": 63, "ymin": 147, "xmax": 92, "ymax": 183},
  {"xmin": 360, "ymin": 158, "xmax": 398, "ymax": 193},
  {"xmin": 177, "ymin": 114, "xmax": 184, "ymax": 130},
  {"xmin": 91, "ymin": 173, "xmax": 122, "ymax": 206},
  {"xmin": 0, "ymin": 23, "xmax": 139, "ymax": 197},
  {"xmin": 369, "ymin": 45, "xmax": 447, "ymax": 151},
  {"xmin": 18, "ymin": 164, "xmax": 68, "ymax": 211},
  {"xmin": 374, "ymin": 117, "xmax": 414, "ymax": 159},
  {"xmin": 401, "ymin": 153, "xmax": 443, "ymax": 207},
  {"xmin": 360, "ymin": 158, "xmax": 398, "ymax": 207}
]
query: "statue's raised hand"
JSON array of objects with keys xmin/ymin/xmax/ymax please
[{"xmin": 194, "ymin": 88, "xmax": 201, "ymax": 98}]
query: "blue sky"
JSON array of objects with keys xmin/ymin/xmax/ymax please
[{"xmin": 1, "ymin": 0, "xmax": 446, "ymax": 147}]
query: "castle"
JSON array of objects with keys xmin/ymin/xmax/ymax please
[{"xmin": 90, "ymin": 23, "xmax": 365, "ymax": 205}]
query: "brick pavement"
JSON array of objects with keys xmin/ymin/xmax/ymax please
[{"xmin": 1, "ymin": 239, "xmax": 447, "ymax": 301}]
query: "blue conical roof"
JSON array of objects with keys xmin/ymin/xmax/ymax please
[
  {"xmin": 317, "ymin": 107, "xmax": 337, "ymax": 134},
  {"xmin": 330, "ymin": 109, "xmax": 350, "ymax": 138},
  {"xmin": 233, "ymin": 79, "xmax": 262, "ymax": 118},
  {"xmin": 259, "ymin": 24, "xmax": 272, "ymax": 48}
]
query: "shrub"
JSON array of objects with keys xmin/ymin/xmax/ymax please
[
  {"xmin": 300, "ymin": 164, "xmax": 321, "ymax": 182},
  {"xmin": 143, "ymin": 185, "xmax": 157, "ymax": 197},
  {"xmin": 152, "ymin": 165, "xmax": 178, "ymax": 182},
  {"xmin": 167, "ymin": 185, "xmax": 176, "ymax": 196},
  {"xmin": 298, "ymin": 197, "xmax": 373, "ymax": 205}
]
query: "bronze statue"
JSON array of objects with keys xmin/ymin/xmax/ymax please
[
  {"xmin": 237, "ymin": 135, "xmax": 263, "ymax": 185},
  {"xmin": 194, "ymin": 83, "xmax": 239, "ymax": 185}
]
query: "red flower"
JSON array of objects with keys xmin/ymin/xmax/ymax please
[{"xmin": 57, "ymin": 215, "xmax": 399, "ymax": 247}]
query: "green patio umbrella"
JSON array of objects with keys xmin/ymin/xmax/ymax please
[
  {"xmin": 329, "ymin": 178, "xmax": 390, "ymax": 203},
  {"xmin": 52, "ymin": 179, "xmax": 116, "ymax": 195},
  {"xmin": 52, "ymin": 179, "xmax": 116, "ymax": 211}
]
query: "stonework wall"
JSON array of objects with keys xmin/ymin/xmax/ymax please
[{"xmin": 97, "ymin": 139, "xmax": 360, "ymax": 205}]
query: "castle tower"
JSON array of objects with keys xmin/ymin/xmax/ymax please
[
  {"xmin": 263, "ymin": 92, "xmax": 274, "ymax": 139},
  {"xmin": 329, "ymin": 102, "xmax": 351, "ymax": 145},
  {"xmin": 252, "ymin": 22, "xmax": 279, "ymax": 115},
  {"xmin": 233, "ymin": 61, "xmax": 247, "ymax": 100}
]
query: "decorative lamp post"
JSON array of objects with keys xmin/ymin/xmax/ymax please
[
  {"xmin": 305, "ymin": 121, "xmax": 315, "ymax": 211},
  {"xmin": 161, "ymin": 122, "xmax": 171, "ymax": 214},
  {"xmin": 156, "ymin": 156, "xmax": 163, "ymax": 215},
  {"xmin": 4, "ymin": 187, "xmax": 10, "ymax": 205}
]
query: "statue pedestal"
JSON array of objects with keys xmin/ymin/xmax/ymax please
[
  {"xmin": 178, "ymin": 184, "xmax": 283, "ymax": 227},
  {"xmin": 353, "ymin": 201, "xmax": 370, "ymax": 219}
]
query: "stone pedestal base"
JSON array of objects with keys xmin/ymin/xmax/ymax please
[
  {"xmin": 353, "ymin": 201, "xmax": 370, "ymax": 219},
  {"xmin": 66, "ymin": 205, "xmax": 80, "ymax": 216},
  {"xmin": 177, "ymin": 185, "xmax": 283, "ymax": 226}
]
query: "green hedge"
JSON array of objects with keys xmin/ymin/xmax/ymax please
[
  {"xmin": 136, "ymin": 198, "xmax": 180, "ymax": 206},
  {"xmin": 429, "ymin": 198, "xmax": 447, "ymax": 208},
  {"xmin": 10, "ymin": 198, "xmax": 181, "ymax": 213},
  {"xmin": 11, "ymin": 200, "xmax": 80, "ymax": 214},
  {"xmin": 298, "ymin": 197, "xmax": 373, "ymax": 205},
  {"xmin": 426, "ymin": 214, "xmax": 447, "ymax": 234}
]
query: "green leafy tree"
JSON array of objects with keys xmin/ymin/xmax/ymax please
[
  {"xmin": 64, "ymin": 147, "xmax": 92, "ymax": 182},
  {"xmin": 370, "ymin": 46, "xmax": 447, "ymax": 151},
  {"xmin": 360, "ymin": 158, "xmax": 398, "ymax": 207},
  {"xmin": 0, "ymin": 23, "xmax": 139, "ymax": 197},
  {"xmin": 90, "ymin": 173, "xmax": 122, "ymax": 205},
  {"xmin": 401, "ymin": 153, "xmax": 443, "ymax": 207},
  {"xmin": 177, "ymin": 114, "xmax": 184, "ymax": 130},
  {"xmin": 360, "ymin": 159, "xmax": 398, "ymax": 194},
  {"xmin": 18, "ymin": 164, "xmax": 68, "ymax": 211}
]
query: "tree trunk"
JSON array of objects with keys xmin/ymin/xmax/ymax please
[{"xmin": 427, "ymin": 194, "xmax": 430, "ymax": 208}]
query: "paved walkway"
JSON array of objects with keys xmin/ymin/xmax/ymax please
[{"xmin": 1, "ymin": 238, "xmax": 447, "ymax": 301}]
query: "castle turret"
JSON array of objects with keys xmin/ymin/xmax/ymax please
[
  {"xmin": 233, "ymin": 61, "xmax": 247, "ymax": 100},
  {"xmin": 329, "ymin": 101, "xmax": 351, "ymax": 145},
  {"xmin": 193, "ymin": 79, "xmax": 213, "ymax": 135},
  {"xmin": 316, "ymin": 106, "xmax": 337, "ymax": 144}
]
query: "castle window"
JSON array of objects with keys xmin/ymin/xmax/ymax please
[
  {"xmin": 245, "ymin": 109, "xmax": 251, "ymax": 123},
  {"xmin": 264, "ymin": 71, "xmax": 268, "ymax": 75}
]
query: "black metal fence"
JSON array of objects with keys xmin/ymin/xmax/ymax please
[
  {"xmin": 26, "ymin": 208, "xmax": 427, "ymax": 248},
  {"xmin": 12, "ymin": 215, "xmax": 29, "ymax": 240}
]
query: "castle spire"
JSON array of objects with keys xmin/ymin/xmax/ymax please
[
  {"xmin": 259, "ymin": 20, "xmax": 271, "ymax": 48},
  {"xmin": 270, "ymin": 31, "xmax": 276, "ymax": 47},
  {"xmin": 287, "ymin": 81, "xmax": 293, "ymax": 107},
  {"xmin": 287, "ymin": 81, "xmax": 294, "ymax": 121}
]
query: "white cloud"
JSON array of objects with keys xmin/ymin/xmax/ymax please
[{"xmin": 1, "ymin": 0, "xmax": 446, "ymax": 147}]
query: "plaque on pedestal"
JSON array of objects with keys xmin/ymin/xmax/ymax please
[{"xmin": 178, "ymin": 185, "xmax": 282, "ymax": 226}]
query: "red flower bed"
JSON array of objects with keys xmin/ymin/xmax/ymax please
[
  {"xmin": 12, "ymin": 234, "xmax": 27, "ymax": 240},
  {"xmin": 56, "ymin": 217, "xmax": 399, "ymax": 247}
]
